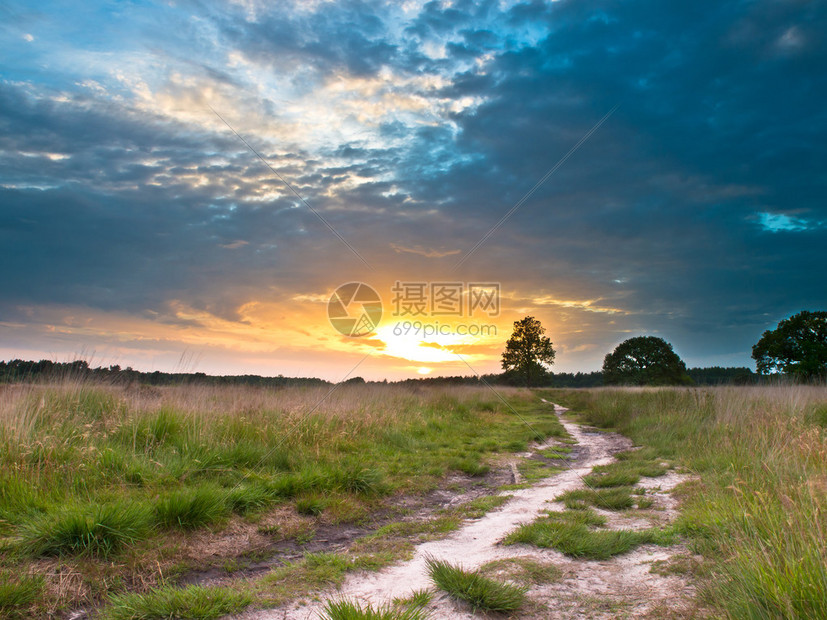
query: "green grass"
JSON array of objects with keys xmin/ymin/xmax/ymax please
[
  {"xmin": 583, "ymin": 458, "xmax": 668, "ymax": 488},
  {"xmin": 583, "ymin": 469, "xmax": 640, "ymax": 488},
  {"xmin": 104, "ymin": 584, "xmax": 252, "ymax": 619},
  {"xmin": 426, "ymin": 557, "xmax": 527, "ymax": 613},
  {"xmin": 302, "ymin": 551, "xmax": 355, "ymax": 583},
  {"xmin": 548, "ymin": 385, "xmax": 827, "ymax": 619},
  {"xmin": 356, "ymin": 493, "xmax": 512, "ymax": 561},
  {"xmin": 321, "ymin": 597, "xmax": 430, "ymax": 620},
  {"xmin": 257, "ymin": 554, "xmax": 351, "ymax": 598},
  {"xmin": 154, "ymin": 485, "xmax": 230, "ymax": 530},
  {"xmin": 540, "ymin": 444, "xmax": 573, "ymax": 459},
  {"xmin": 558, "ymin": 486, "xmax": 636, "ymax": 510},
  {"xmin": 393, "ymin": 589, "xmax": 433, "ymax": 609},
  {"xmin": 636, "ymin": 496, "xmax": 654, "ymax": 509},
  {"xmin": 225, "ymin": 480, "xmax": 282, "ymax": 515},
  {"xmin": 18, "ymin": 502, "xmax": 151, "ymax": 557},
  {"xmin": 0, "ymin": 572, "xmax": 44, "ymax": 618},
  {"xmin": 503, "ymin": 510, "xmax": 673, "ymax": 559},
  {"xmin": 342, "ymin": 494, "xmax": 513, "ymax": 581},
  {"xmin": 296, "ymin": 495, "xmax": 328, "ymax": 516},
  {"xmin": 447, "ymin": 494, "xmax": 510, "ymax": 519},
  {"xmin": 544, "ymin": 507, "xmax": 607, "ymax": 527},
  {"xmin": 254, "ymin": 551, "xmax": 395, "ymax": 607},
  {"xmin": 479, "ymin": 557, "xmax": 561, "ymax": 585},
  {"xmin": 449, "ymin": 456, "xmax": 490, "ymax": 476},
  {"xmin": 517, "ymin": 458, "xmax": 561, "ymax": 482},
  {"xmin": 370, "ymin": 516, "xmax": 460, "ymax": 541}
]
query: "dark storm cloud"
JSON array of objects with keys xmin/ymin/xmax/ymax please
[{"xmin": 375, "ymin": 0, "xmax": 827, "ymax": 360}]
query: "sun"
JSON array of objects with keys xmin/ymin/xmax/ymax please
[
  {"xmin": 373, "ymin": 324, "xmax": 464, "ymax": 364},
  {"xmin": 417, "ymin": 367, "xmax": 433, "ymax": 375}
]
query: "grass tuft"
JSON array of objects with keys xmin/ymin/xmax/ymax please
[
  {"xmin": 341, "ymin": 467, "xmax": 386, "ymax": 495},
  {"xmin": 558, "ymin": 486, "xmax": 636, "ymax": 510},
  {"xmin": 18, "ymin": 502, "xmax": 150, "ymax": 557},
  {"xmin": 296, "ymin": 495, "xmax": 328, "ymax": 516},
  {"xmin": 583, "ymin": 469, "xmax": 640, "ymax": 488},
  {"xmin": 503, "ymin": 510, "xmax": 673, "ymax": 559},
  {"xmin": 450, "ymin": 456, "xmax": 490, "ymax": 477},
  {"xmin": 104, "ymin": 584, "xmax": 252, "ymax": 619},
  {"xmin": 426, "ymin": 557, "xmax": 527, "ymax": 613},
  {"xmin": 0, "ymin": 572, "xmax": 44, "ymax": 618},
  {"xmin": 393, "ymin": 588, "xmax": 432, "ymax": 609},
  {"xmin": 321, "ymin": 597, "xmax": 430, "ymax": 620},
  {"xmin": 480, "ymin": 557, "xmax": 561, "ymax": 585},
  {"xmin": 225, "ymin": 480, "xmax": 281, "ymax": 515},
  {"xmin": 154, "ymin": 485, "xmax": 229, "ymax": 530},
  {"xmin": 448, "ymin": 494, "xmax": 510, "ymax": 520}
]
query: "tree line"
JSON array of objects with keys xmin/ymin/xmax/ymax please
[
  {"xmin": 0, "ymin": 359, "xmax": 330, "ymax": 388},
  {"xmin": 501, "ymin": 311, "xmax": 827, "ymax": 386},
  {"xmin": 3, "ymin": 311, "xmax": 822, "ymax": 389},
  {"xmin": 0, "ymin": 358, "xmax": 756, "ymax": 389}
]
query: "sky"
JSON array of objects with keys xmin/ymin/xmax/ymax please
[{"xmin": 1, "ymin": 0, "xmax": 825, "ymax": 381}]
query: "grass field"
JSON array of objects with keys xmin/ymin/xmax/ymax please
[
  {"xmin": 0, "ymin": 379, "xmax": 565, "ymax": 617},
  {"xmin": 550, "ymin": 385, "xmax": 827, "ymax": 619},
  {"xmin": 2, "ymin": 380, "xmax": 825, "ymax": 618}
]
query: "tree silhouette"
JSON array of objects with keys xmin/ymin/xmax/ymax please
[
  {"xmin": 501, "ymin": 316, "xmax": 556, "ymax": 387},
  {"xmin": 603, "ymin": 336, "xmax": 691, "ymax": 386},
  {"xmin": 752, "ymin": 310, "xmax": 827, "ymax": 380}
]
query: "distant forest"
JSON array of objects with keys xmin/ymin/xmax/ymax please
[
  {"xmin": 0, "ymin": 359, "xmax": 330, "ymax": 388},
  {"xmin": 0, "ymin": 358, "xmax": 760, "ymax": 387}
]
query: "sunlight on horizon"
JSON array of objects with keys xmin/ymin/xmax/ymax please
[{"xmin": 372, "ymin": 323, "xmax": 496, "ymax": 365}]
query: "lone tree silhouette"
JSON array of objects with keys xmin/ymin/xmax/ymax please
[
  {"xmin": 752, "ymin": 310, "xmax": 827, "ymax": 380},
  {"xmin": 603, "ymin": 336, "xmax": 691, "ymax": 386},
  {"xmin": 501, "ymin": 316, "xmax": 556, "ymax": 387}
]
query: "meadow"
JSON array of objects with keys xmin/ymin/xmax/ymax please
[
  {"xmin": 0, "ymin": 379, "xmax": 825, "ymax": 619},
  {"xmin": 0, "ymin": 379, "xmax": 563, "ymax": 618}
]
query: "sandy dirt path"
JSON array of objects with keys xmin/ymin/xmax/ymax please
[{"xmin": 240, "ymin": 402, "xmax": 696, "ymax": 619}]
